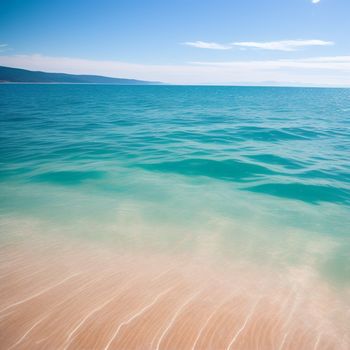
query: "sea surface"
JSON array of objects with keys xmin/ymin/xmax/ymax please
[
  {"xmin": 1, "ymin": 84, "xmax": 350, "ymax": 348},
  {"xmin": 0, "ymin": 84, "xmax": 349, "ymax": 284}
]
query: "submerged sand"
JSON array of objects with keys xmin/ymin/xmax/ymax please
[{"xmin": 0, "ymin": 236, "xmax": 349, "ymax": 350}]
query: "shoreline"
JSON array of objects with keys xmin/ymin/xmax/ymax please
[{"xmin": 1, "ymin": 234, "xmax": 348, "ymax": 349}]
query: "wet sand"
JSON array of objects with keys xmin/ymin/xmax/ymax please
[{"xmin": 0, "ymin": 237, "xmax": 349, "ymax": 350}]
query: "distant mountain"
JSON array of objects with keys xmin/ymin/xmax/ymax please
[{"xmin": 0, "ymin": 66, "xmax": 161, "ymax": 84}]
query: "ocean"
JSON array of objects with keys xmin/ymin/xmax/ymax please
[{"xmin": 0, "ymin": 84, "xmax": 349, "ymax": 348}]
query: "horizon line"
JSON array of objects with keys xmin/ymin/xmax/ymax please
[{"xmin": 1, "ymin": 64, "xmax": 350, "ymax": 89}]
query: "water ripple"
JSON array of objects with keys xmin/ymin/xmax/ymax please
[{"xmin": 1, "ymin": 84, "xmax": 349, "ymax": 206}]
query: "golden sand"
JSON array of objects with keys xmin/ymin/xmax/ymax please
[{"xmin": 0, "ymin": 237, "xmax": 349, "ymax": 350}]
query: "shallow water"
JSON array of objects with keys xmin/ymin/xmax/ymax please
[{"xmin": 0, "ymin": 85, "xmax": 349, "ymax": 348}]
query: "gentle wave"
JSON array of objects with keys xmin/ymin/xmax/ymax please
[
  {"xmin": 138, "ymin": 158, "xmax": 275, "ymax": 182},
  {"xmin": 247, "ymin": 182, "xmax": 350, "ymax": 204},
  {"xmin": 1, "ymin": 85, "xmax": 350, "ymax": 348},
  {"xmin": 1, "ymin": 85, "xmax": 349, "ymax": 205},
  {"xmin": 32, "ymin": 170, "xmax": 106, "ymax": 185}
]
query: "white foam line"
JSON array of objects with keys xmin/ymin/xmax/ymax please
[
  {"xmin": 265, "ymin": 287, "xmax": 296, "ymax": 345},
  {"xmin": 226, "ymin": 298, "xmax": 261, "ymax": 350},
  {"xmin": 150, "ymin": 266, "xmax": 175, "ymax": 282},
  {"xmin": 63, "ymin": 294, "xmax": 118, "ymax": 350},
  {"xmin": 8, "ymin": 313, "xmax": 54, "ymax": 350},
  {"xmin": 0, "ymin": 272, "xmax": 80, "ymax": 314},
  {"xmin": 154, "ymin": 290, "xmax": 201, "ymax": 350},
  {"xmin": 103, "ymin": 287, "xmax": 174, "ymax": 350},
  {"xmin": 35, "ymin": 336, "xmax": 49, "ymax": 344},
  {"xmin": 277, "ymin": 290, "xmax": 300, "ymax": 350},
  {"xmin": 313, "ymin": 334, "xmax": 321, "ymax": 350},
  {"xmin": 22, "ymin": 269, "xmax": 129, "ymax": 347},
  {"xmin": 191, "ymin": 298, "xmax": 228, "ymax": 350},
  {"xmin": 191, "ymin": 292, "xmax": 240, "ymax": 350},
  {"xmin": 7, "ymin": 277, "xmax": 102, "ymax": 350},
  {"xmin": 62, "ymin": 270, "xmax": 150, "ymax": 350}
]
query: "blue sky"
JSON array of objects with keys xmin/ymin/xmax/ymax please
[{"xmin": 0, "ymin": 0, "xmax": 349, "ymax": 85}]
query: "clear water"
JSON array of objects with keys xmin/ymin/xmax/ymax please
[{"xmin": 0, "ymin": 84, "xmax": 349, "ymax": 286}]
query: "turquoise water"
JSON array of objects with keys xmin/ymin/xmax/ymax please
[{"xmin": 0, "ymin": 85, "xmax": 349, "ymax": 285}]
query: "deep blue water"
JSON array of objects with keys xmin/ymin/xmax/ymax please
[{"xmin": 0, "ymin": 85, "xmax": 349, "ymax": 284}]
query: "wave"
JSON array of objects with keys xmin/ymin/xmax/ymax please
[
  {"xmin": 233, "ymin": 126, "xmax": 317, "ymax": 141},
  {"xmin": 246, "ymin": 182, "xmax": 350, "ymax": 205},
  {"xmin": 137, "ymin": 158, "xmax": 350, "ymax": 204},
  {"xmin": 31, "ymin": 170, "xmax": 106, "ymax": 185},
  {"xmin": 138, "ymin": 158, "xmax": 275, "ymax": 182}
]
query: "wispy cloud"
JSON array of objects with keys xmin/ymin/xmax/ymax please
[
  {"xmin": 191, "ymin": 56, "xmax": 350, "ymax": 70},
  {"xmin": 0, "ymin": 43, "xmax": 8, "ymax": 52},
  {"xmin": 183, "ymin": 41, "xmax": 231, "ymax": 50},
  {"xmin": 183, "ymin": 39, "xmax": 333, "ymax": 52},
  {"xmin": 232, "ymin": 40, "xmax": 333, "ymax": 51},
  {"xmin": 0, "ymin": 54, "xmax": 349, "ymax": 86},
  {"xmin": 312, "ymin": 0, "xmax": 321, "ymax": 4}
]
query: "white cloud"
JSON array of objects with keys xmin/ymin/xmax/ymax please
[
  {"xmin": 232, "ymin": 40, "xmax": 333, "ymax": 51},
  {"xmin": 312, "ymin": 0, "xmax": 321, "ymax": 4},
  {"xmin": 0, "ymin": 54, "xmax": 349, "ymax": 86},
  {"xmin": 183, "ymin": 41, "xmax": 231, "ymax": 50},
  {"xmin": 183, "ymin": 39, "xmax": 333, "ymax": 52},
  {"xmin": 0, "ymin": 43, "xmax": 8, "ymax": 52},
  {"xmin": 192, "ymin": 56, "xmax": 350, "ymax": 71}
]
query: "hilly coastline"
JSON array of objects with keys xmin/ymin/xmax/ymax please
[{"xmin": 0, "ymin": 65, "xmax": 160, "ymax": 84}]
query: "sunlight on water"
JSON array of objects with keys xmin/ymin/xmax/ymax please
[{"xmin": 0, "ymin": 85, "xmax": 349, "ymax": 348}]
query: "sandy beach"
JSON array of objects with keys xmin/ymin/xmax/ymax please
[
  {"xmin": 2, "ymin": 1, "xmax": 350, "ymax": 348},
  {"xmin": 1, "ymin": 233, "xmax": 348, "ymax": 350}
]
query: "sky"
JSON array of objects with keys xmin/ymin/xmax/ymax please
[{"xmin": 0, "ymin": 0, "xmax": 350, "ymax": 85}]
